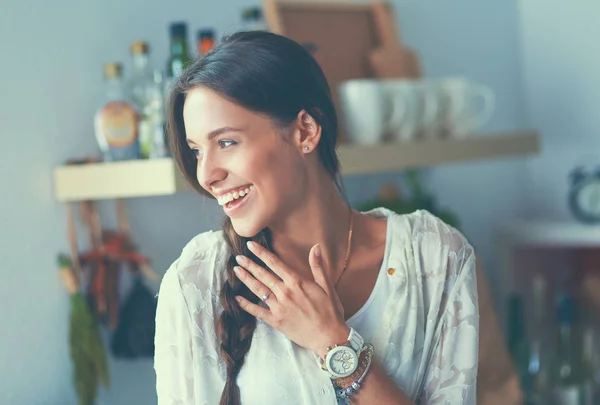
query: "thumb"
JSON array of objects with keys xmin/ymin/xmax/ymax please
[{"xmin": 309, "ymin": 244, "xmax": 334, "ymax": 296}]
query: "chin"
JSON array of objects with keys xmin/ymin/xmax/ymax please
[{"xmin": 230, "ymin": 216, "xmax": 264, "ymax": 239}]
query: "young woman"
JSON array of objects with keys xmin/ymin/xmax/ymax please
[{"xmin": 154, "ymin": 30, "xmax": 479, "ymax": 405}]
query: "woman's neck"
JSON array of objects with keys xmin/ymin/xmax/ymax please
[{"xmin": 268, "ymin": 180, "xmax": 353, "ymax": 282}]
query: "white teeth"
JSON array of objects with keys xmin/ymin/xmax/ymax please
[{"xmin": 217, "ymin": 185, "xmax": 253, "ymax": 206}]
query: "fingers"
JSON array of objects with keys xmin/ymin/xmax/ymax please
[
  {"xmin": 236, "ymin": 254, "xmax": 281, "ymax": 293},
  {"xmin": 246, "ymin": 241, "xmax": 294, "ymax": 282},
  {"xmin": 235, "ymin": 295, "xmax": 272, "ymax": 322},
  {"xmin": 234, "ymin": 265, "xmax": 277, "ymax": 303},
  {"xmin": 309, "ymin": 244, "xmax": 334, "ymax": 296}
]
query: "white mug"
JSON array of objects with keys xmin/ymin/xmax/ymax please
[
  {"xmin": 338, "ymin": 79, "xmax": 404, "ymax": 145},
  {"xmin": 413, "ymin": 80, "xmax": 442, "ymax": 139},
  {"xmin": 436, "ymin": 77, "xmax": 495, "ymax": 137},
  {"xmin": 381, "ymin": 80, "xmax": 421, "ymax": 142}
]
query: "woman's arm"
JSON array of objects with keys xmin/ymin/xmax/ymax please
[
  {"xmin": 154, "ymin": 265, "xmax": 196, "ymax": 404},
  {"xmin": 419, "ymin": 253, "xmax": 479, "ymax": 404},
  {"xmin": 336, "ymin": 346, "xmax": 414, "ymax": 404},
  {"xmin": 351, "ymin": 360, "xmax": 414, "ymax": 404}
]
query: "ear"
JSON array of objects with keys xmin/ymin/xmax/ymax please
[{"xmin": 293, "ymin": 110, "xmax": 322, "ymax": 154}]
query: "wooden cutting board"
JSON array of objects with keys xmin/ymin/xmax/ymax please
[{"xmin": 368, "ymin": 2, "xmax": 421, "ymax": 79}]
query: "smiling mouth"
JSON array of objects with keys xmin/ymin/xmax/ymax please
[{"xmin": 217, "ymin": 185, "xmax": 254, "ymax": 207}]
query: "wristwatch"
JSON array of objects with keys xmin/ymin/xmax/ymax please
[{"xmin": 320, "ymin": 327, "xmax": 365, "ymax": 379}]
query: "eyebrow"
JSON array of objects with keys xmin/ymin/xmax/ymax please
[{"xmin": 186, "ymin": 126, "xmax": 245, "ymax": 146}]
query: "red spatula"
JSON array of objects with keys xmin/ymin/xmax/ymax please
[{"xmin": 368, "ymin": 2, "xmax": 422, "ymax": 79}]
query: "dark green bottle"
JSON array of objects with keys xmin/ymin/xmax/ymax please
[
  {"xmin": 507, "ymin": 294, "xmax": 534, "ymax": 405},
  {"xmin": 167, "ymin": 22, "xmax": 191, "ymax": 79}
]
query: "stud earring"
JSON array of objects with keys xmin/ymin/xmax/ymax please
[{"xmin": 304, "ymin": 146, "xmax": 309, "ymax": 151}]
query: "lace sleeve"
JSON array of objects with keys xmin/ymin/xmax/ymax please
[
  {"xmin": 420, "ymin": 249, "xmax": 479, "ymax": 405},
  {"xmin": 154, "ymin": 262, "xmax": 195, "ymax": 404}
]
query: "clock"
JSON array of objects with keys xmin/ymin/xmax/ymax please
[{"xmin": 568, "ymin": 166, "xmax": 600, "ymax": 223}]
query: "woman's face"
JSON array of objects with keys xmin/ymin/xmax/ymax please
[{"xmin": 183, "ymin": 86, "xmax": 309, "ymax": 237}]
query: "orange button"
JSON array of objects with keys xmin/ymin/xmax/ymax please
[{"xmin": 387, "ymin": 268, "xmax": 395, "ymax": 275}]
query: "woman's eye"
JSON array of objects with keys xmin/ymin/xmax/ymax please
[
  {"xmin": 218, "ymin": 140, "xmax": 236, "ymax": 149},
  {"xmin": 192, "ymin": 148, "xmax": 203, "ymax": 159}
]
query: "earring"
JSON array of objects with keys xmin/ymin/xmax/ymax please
[{"xmin": 304, "ymin": 146, "xmax": 309, "ymax": 151}]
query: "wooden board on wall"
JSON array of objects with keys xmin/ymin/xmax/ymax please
[{"xmin": 263, "ymin": 0, "xmax": 386, "ymax": 143}]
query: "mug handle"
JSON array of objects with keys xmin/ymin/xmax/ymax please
[{"xmin": 471, "ymin": 85, "xmax": 496, "ymax": 129}]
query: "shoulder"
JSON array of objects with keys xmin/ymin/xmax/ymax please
[
  {"xmin": 403, "ymin": 209, "xmax": 473, "ymax": 261},
  {"xmin": 387, "ymin": 208, "xmax": 475, "ymax": 292},
  {"xmin": 159, "ymin": 229, "xmax": 230, "ymax": 310}
]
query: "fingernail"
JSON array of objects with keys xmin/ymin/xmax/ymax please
[
  {"xmin": 246, "ymin": 241, "xmax": 255, "ymax": 249},
  {"xmin": 235, "ymin": 296, "xmax": 242, "ymax": 303},
  {"xmin": 233, "ymin": 266, "xmax": 241, "ymax": 274},
  {"xmin": 315, "ymin": 244, "xmax": 321, "ymax": 258},
  {"xmin": 236, "ymin": 255, "xmax": 245, "ymax": 264}
]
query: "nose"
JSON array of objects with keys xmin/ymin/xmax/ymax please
[{"xmin": 197, "ymin": 151, "xmax": 227, "ymax": 193}]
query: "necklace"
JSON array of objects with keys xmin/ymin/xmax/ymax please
[{"xmin": 334, "ymin": 209, "xmax": 354, "ymax": 287}]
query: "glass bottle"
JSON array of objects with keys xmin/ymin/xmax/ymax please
[
  {"xmin": 553, "ymin": 293, "xmax": 591, "ymax": 405},
  {"xmin": 128, "ymin": 41, "xmax": 154, "ymax": 158},
  {"xmin": 528, "ymin": 274, "xmax": 553, "ymax": 404},
  {"xmin": 146, "ymin": 69, "xmax": 168, "ymax": 158},
  {"xmin": 196, "ymin": 29, "xmax": 216, "ymax": 58},
  {"xmin": 241, "ymin": 7, "xmax": 267, "ymax": 31},
  {"xmin": 94, "ymin": 63, "xmax": 140, "ymax": 161},
  {"xmin": 166, "ymin": 22, "xmax": 191, "ymax": 80},
  {"xmin": 164, "ymin": 22, "xmax": 191, "ymax": 102},
  {"xmin": 507, "ymin": 294, "xmax": 534, "ymax": 405},
  {"xmin": 581, "ymin": 308, "xmax": 599, "ymax": 404}
]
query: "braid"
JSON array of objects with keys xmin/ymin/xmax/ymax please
[{"xmin": 217, "ymin": 216, "xmax": 271, "ymax": 405}]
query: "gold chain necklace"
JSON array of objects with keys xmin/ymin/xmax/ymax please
[{"xmin": 334, "ymin": 209, "xmax": 354, "ymax": 287}]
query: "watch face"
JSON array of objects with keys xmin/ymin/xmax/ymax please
[{"xmin": 327, "ymin": 347, "xmax": 358, "ymax": 378}]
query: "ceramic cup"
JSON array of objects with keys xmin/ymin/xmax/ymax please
[{"xmin": 338, "ymin": 79, "xmax": 405, "ymax": 144}]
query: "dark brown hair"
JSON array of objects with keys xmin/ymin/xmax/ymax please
[{"xmin": 165, "ymin": 30, "xmax": 344, "ymax": 405}]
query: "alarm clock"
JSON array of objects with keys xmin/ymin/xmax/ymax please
[{"xmin": 568, "ymin": 166, "xmax": 600, "ymax": 224}]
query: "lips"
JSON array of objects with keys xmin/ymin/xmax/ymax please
[
  {"xmin": 216, "ymin": 185, "xmax": 254, "ymax": 206},
  {"xmin": 222, "ymin": 185, "xmax": 254, "ymax": 216}
]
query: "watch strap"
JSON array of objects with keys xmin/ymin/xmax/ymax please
[{"xmin": 347, "ymin": 327, "xmax": 364, "ymax": 352}]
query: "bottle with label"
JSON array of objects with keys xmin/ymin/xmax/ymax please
[
  {"xmin": 554, "ymin": 293, "xmax": 592, "ymax": 405},
  {"xmin": 196, "ymin": 29, "xmax": 216, "ymax": 58},
  {"xmin": 128, "ymin": 41, "xmax": 154, "ymax": 159},
  {"xmin": 94, "ymin": 63, "xmax": 140, "ymax": 161},
  {"xmin": 165, "ymin": 22, "xmax": 191, "ymax": 95}
]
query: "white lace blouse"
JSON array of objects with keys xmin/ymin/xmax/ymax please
[{"xmin": 154, "ymin": 208, "xmax": 479, "ymax": 404}]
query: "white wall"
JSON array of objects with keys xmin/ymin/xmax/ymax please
[
  {"xmin": 0, "ymin": 0, "xmax": 526, "ymax": 403},
  {"xmin": 517, "ymin": 0, "xmax": 600, "ymax": 220},
  {"xmin": 393, "ymin": 0, "xmax": 528, "ymax": 292}
]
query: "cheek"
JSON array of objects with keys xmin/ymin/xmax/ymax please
[{"xmin": 265, "ymin": 150, "xmax": 307, "ymax": 199}]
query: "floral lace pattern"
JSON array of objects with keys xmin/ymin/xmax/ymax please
[{"xmin": 154, "ymin": 208, "xmax": 479, "ymax": 404}]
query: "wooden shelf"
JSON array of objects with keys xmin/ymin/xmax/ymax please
[
  {"xmin": 53, "ymin": 158, "xmax": 191, "ymax": 202},
  {"xmin": 338, "ymin": 130, "xmax": 539, "ymax": 175},
  {"xmin": 53, "ymin": 130, "xmax": 540, "ymax": 201}
]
